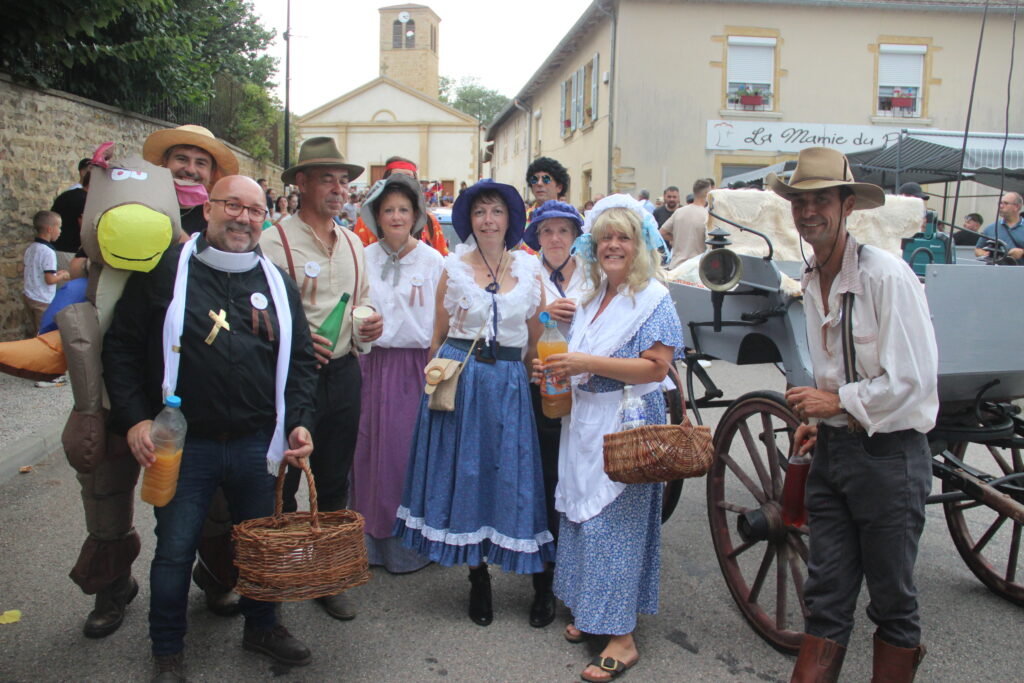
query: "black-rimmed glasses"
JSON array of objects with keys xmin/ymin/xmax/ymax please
[
  {"xmin": 529, "ymin": 174, "xmax": 553, "ymax": 185},
  {"xmin": 209, "ymin": 199, "xmax": 268, "ymax": 222}
]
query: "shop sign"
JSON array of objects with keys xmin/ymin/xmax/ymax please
[{"xmin": 707, "ymin": 120, "xmax": 903, "ymax": 154}]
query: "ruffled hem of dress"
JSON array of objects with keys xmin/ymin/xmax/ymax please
[
  {"xmin": 393, "ymin": 508, "xmax": 555, "ymax": 574},
  {"xmin": 555, "ymin": 479, "xmax": 627, "ymax": 524}
]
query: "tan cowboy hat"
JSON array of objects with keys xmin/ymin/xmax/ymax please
[
  {"xmin": 282, "ymin": 137, "xmax": 364, "ymax": 185},
  {"xmin": 767, "ymin": 146, "xmax": 884, "ymax": 210},
  {"xmin": 142, "ymin": 125, "xmax": 239, "ymax": 184}
]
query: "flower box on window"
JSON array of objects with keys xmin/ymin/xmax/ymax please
[
  {"xmin": 891, "ymin": 97, "xmax": 914, "ymax": 108},
  {"xmin": 740, "ymin": 95, "xmax": 764, "ymax": 106}
]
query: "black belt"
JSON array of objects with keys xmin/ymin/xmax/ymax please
[{"xmin": 446, "ymin": 337, "xmax": 523, "ymax": 362}]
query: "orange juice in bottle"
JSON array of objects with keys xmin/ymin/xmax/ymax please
[
  {"xmin": 537, "ymin": 312, "xmax": 572, "ymax": 418},
  {"xmin": 140, "ymin": 395, "xmax": 188, "ymax": 507}
]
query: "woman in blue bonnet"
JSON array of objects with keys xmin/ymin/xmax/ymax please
[
  {"xmin": 394, "ymin": 180, "xmax": 555, "ymax": 626},
  {"xmin": 533, "ymin": 194, "xmax": 683, "ymax": 682},
  {"xmin": 521, "ymin": 199, "xmax": 588, "ymax": 627}
]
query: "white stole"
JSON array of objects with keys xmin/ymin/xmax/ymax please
[
  {"xmin": 161, "ymin": 234, "xmax": 293, "ymax": 474},
  {"xmin": 555, "ymin": 277, "xmax": 669, "ymax": 523}
]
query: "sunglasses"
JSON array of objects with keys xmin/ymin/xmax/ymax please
[{"xmin": 529, "ymin": 174, "xmax": 553, "ymax": 185}]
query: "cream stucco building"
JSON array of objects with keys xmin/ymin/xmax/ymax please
[
  {"xmin": 297, "ymin": 4, "xmax": 480, "ymax": 195},
  {"xmin": 487, "ymin": 0, "xmax": 1023, "ymax": 217}
]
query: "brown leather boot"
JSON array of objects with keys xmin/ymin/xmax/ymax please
[
  {"xmin": 790, "ymin": 634, "xmax": 846, "ymax": 683},
  {"xmin": 871, "ymin": 634, "xmax": 926, "ymax": 682},
  {"xmin": 83, "ymin": 574, "xmax": 139, "ymax": 638}
]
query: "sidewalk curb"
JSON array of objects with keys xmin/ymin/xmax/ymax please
[{"xmin": 0, "ymin": 418, "xmax": 65, "ymax": 484}]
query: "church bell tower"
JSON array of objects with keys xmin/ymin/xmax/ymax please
[{"xmin": 378, "ymin": 4, "xmax": 441, "ymax": 99}]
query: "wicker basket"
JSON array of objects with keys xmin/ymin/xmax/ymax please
[
  {"xmin": 603, "ymin": 419, "xmax": 714, "ymax": 484},
  {"xmin": 233, "ymin": 460, "xmax": 370, "ymax": 602}
]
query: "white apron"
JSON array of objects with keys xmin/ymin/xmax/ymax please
[{"xmin": 555, "ymin": 278, "xmax": 669, "ymax": 524}]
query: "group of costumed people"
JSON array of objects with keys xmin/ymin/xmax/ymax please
[
  {"xmin": 352, "ymin": 164, "xmax": 683, "ymax": 681},
  {"xmin": 29, "ymin": 125, "xmax": 682, "ymax": 681}
]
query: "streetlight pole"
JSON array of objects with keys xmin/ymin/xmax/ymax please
[{"xmin": 283, "ymin": 0, "xmax": 292, "ymax": 170}]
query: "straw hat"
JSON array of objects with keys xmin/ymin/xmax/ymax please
[
  {"xmin": 281, "ymin": 137, "xmax": 364, "ymax": 185},
  {"xmin": 142, "ymin": 125, "xmax": 239, "ymax": 184},
  {"xmin": 767, "ymin": 146, "xmax": 884, "ymax": 210}
]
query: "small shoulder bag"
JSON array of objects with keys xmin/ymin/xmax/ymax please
[{"xmin": 424, "ymin": 316, "xmax": 489, "ymax": 412}]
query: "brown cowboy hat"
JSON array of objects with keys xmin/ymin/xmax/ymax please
[
  {"xmin": 767, "ymin": 146, "xmax": 884, "ymax": 210},
  {"xmin": 142, "ymin": 124, "xmax": 239, "ymax": 184},
  {"xmin": 282, "ymin": 137, "xmax": 364, "ymax": 185}
]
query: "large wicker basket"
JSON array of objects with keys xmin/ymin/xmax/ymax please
[
  {"xmin": 603, "ymin": 419, "xmax": 714, "ymax": 484},
  {"xmin": 233, "ymin": 460, "xmax": 370, "ymax": 602}
]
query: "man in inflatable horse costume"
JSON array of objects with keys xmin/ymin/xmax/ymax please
[{"xmin": 56, "ymin": 157, "xmax": 182, "ymax": 638}]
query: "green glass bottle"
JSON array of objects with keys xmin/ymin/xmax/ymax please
[{"xmin": 315, "ymin": 293, "xmax": 350, "ymax": 350}]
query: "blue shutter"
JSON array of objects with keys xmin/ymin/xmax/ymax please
[
  {"xmin": 591, "ymin": 53, "xmax": 599, "ymax": 122},
  {"xmin": 560, "ymin": 80, "xmax": 566, "ymax": 137}
]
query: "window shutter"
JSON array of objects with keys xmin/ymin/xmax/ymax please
[
  {"xmin": 570, "ymin": 71, "xmax": 578, "ymax": 132},
  {"xmin": 727, "ymin": 36, "xmax": 775, "ymax": 86},
  {"xmin": 878, "ymin": 45, "xmax": 925, "ymax": 87},
  {"xmin": 560, "ymin": 80, "xmax": 566, "ymax": 137},
  {"xmin": 591, "ymin": 52, "xmax": 600, "ymax": 121},
  {"xmin": 577, "ymin": 67, "xmax": 586, "ymax": 129}
]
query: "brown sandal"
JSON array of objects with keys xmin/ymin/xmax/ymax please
[
  {"xmin": 580, "ymin": 655, "xmax": 638, "ymax": 682},
  {"xmin": 565, "ymin": 624, "xmax": 586, "ymax": 643}
]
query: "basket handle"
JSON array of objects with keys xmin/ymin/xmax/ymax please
[{"xmin": 273, "ymin": 459, "xmax": 321, "ymax": 532}]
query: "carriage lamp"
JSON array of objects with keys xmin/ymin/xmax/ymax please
[{"xmin": 699, "ymin": 247, "xmax": 744, "ymax": 292}]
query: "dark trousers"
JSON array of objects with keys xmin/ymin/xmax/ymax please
[
  {"xmin": 150, "ymin": 431, "xmax": 278, "ymax": 656},
  {"xmin": 282, "ymin": 354, "xmax": 361, "ymax": 513},
  {"xmin": 529, "ymin": 382, "xmax": 561, "ymax": 546},
  {"xmin": 803, "ymin": 426, "xmax": 931, "ymax": 648}
]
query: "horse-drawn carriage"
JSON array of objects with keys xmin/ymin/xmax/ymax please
[{"xmin": 657, "ymin": 191, "xmax": 1024, "ymax": 654}]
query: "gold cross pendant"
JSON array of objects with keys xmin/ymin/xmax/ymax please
[{"xmin": 205, "ymin": 309, "xmax": 230, "ymax": 345}]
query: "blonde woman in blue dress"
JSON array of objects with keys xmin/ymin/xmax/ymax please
[{"xmin": 534, "ymin": 194, "xmax": 683, "ymax": 682}]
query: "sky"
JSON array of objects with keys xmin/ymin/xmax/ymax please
[{"xmin": 248, "ymin": 0, "xmax": 595, "ymax": 116}]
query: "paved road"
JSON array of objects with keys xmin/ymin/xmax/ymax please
[{"xmin": 0, "ymin": 362, "xmax": 1020, "ymax": 681}]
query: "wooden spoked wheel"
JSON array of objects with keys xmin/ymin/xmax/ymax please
[
  {"xmin": 943, "ymin": 440, "xmax": 1024, "ymax": 606},
  {"xmin": 707, "ymin": 391, "xmax": 806, "ymax": 654}
]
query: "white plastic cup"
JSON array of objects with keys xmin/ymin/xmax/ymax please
[{"xmin": 352, "ymin": 305, "xmax": 374, "ymax": 353}]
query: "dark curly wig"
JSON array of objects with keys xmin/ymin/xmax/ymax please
[{"xmin": 526, "ymin": 156, "xmax": 570, "ymax": 199}]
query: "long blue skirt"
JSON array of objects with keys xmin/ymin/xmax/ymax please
[{"xmin": 393, "ymin": 341, "xmax": 555, "ymax": 574}]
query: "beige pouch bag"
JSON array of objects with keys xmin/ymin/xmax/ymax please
[{"xmin": 424, "ymin": 319, "xmax": 488, "ymax": 412}]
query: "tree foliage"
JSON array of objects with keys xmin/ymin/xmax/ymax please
[
  {"xmin": 439, "ymin": 76, "xmax": 510, "ymax": 126},
  {"xmin": 1, "ymin": 0, "xmax": 282, "ymax": 159}
]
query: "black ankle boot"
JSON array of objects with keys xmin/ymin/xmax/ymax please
[
  {"xmin": 468, "ymin": 565, "xmax": 492, "ymax": 626},
  {"xmin": 83, "ymin": 574, "xmax": 139, "ymax": 638},
  {"xmin": 529, "ymin": 567, "xmax": 556, "ymax": 628}
]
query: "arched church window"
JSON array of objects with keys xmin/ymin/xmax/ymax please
[
  {"xmin": 404, "ymin": 19, "xmax": 416, "ymax": 48},
  {"xmin": 392, "ymin": 20, "xmax": 402, "ymax": 48}
]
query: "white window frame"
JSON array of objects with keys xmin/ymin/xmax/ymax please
[
  {"xmin": 877, "ymin": 44, "xmax": 925, "ymax": 118},
  {"xmin": 726, "ymin": 36, "xmax": 776, "ymax": 111}
]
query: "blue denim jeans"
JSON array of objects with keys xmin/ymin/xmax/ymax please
[{"xmin": 150, "ymin": 430, "xmax": 278, "ymax": 656}]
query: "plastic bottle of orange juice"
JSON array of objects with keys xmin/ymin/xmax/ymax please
[
  {"xmin": 537, "ymin": 311, "xmax": 572, "ymax": 418},
  {"xmin": 140, "ymin": 395, "xmax": 188, "ymax": 507}
]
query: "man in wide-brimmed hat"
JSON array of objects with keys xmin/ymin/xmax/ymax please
[
  {"xmin": 770, "ymin": 147, "xmax": 937, "ymax": 682},
  {"xmin": 143, "ymin": 124, "xmax": 240, "ymax": 235},
  {"xmin": 260, "ymin": 137, "xmax": 382, "ymax": 622}
]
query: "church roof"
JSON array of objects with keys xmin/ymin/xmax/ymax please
[{"xmin": 299, "ymin": 76, "xmax": 479, "ymax": 126}]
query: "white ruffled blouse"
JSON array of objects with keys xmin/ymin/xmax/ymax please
[
  {"xmin": 365, "ymin": 242, "xmax": 444, "ymax": 349},
  {"xmin": 444, "ymin": 243, "xmax": 542, "ymax": 348}
]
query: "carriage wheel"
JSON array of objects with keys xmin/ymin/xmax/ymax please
[
  {"xmin": 662, "ymin": 362, "xmax": 686, "ymax": 523},
  {"xmin": 707, "ymin": 391, "xmax": 806, "ymax": 654},
  {"xmin": 943, "ymin": 440, "xmax": 1024, "ymax": 606}
]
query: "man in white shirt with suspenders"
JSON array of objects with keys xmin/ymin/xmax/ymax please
[{"xmin": 768, "ymin": 147, "xmax": 938, "ymax": 683}]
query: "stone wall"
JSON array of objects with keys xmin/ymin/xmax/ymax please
[{"xmin": 0, "ymin": 74, "xmax": 282, "ymax": 341}]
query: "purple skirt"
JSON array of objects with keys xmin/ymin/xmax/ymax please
[{"xmin": 351, "ymin": 346, "xmax": 431, "ymax": 539}]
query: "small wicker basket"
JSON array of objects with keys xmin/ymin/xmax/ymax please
[
  {"xmin": 603, "ymin": 419, "xmax": 714, "ymax": 484},
  {"xmin": 233, "ymin": 460, "xmax": 370, "ymax": 602}
]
